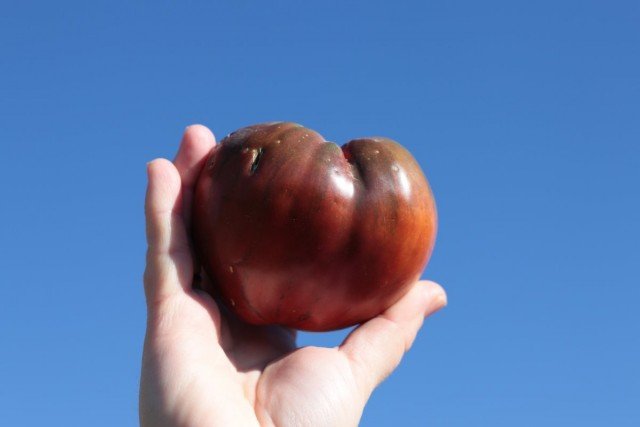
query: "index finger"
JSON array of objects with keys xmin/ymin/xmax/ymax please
[{"xmin": 173, "ymin": 124, "xmax": 216, "ymax": 228}]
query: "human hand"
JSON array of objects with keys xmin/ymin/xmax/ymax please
[{"xmin": 140, "ymin": 125, "xmax": 447, "ymax": 427}]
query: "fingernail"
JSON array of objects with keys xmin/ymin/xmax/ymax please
[
  {"xmin": 146, "ymin": 159, "xmax": 161, "ymax": 177},
  {"xmin": 184, "ymin": 124, "xmax": 203, "ymax": 133},
  {"xmin": 436, "ymin": 290, "xmax": 447, "ymax": 308},
  {"xmin": 146, "ymin": 160, "xmax": 155, "ymax": 176},
  {"xmin": 424, "ymin": 285, "xmax": 447, "ymax": 316},
  {"xmin": 146, "ymin": 158, "xmax": 163, "ymax": 170}
]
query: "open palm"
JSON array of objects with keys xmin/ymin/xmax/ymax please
[{"xmin": 140, "ymin": 125, "xmax": 447, "ymax": 427}]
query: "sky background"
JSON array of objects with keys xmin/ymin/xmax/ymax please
[{"xmin": 1, "ymin": 1, "xmax": 639, "ymax": 426}]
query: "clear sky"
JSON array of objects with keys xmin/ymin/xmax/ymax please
[{"xmin": 1, "ymin": 1, "xmax": 639, "ymax": 426}]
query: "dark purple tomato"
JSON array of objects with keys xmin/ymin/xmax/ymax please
[{"xmin": 192, "ymin": 122, "xmax": 437, "ymax": 331}]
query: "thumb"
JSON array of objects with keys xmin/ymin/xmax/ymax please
[{"xmin": 339, "ymin": 281, "xmax": 447, "ymax": 397}]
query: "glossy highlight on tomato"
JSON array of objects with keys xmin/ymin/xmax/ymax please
[{"xmin": 192, "ymin": 122, "xmax": 437, "ymax": 331}]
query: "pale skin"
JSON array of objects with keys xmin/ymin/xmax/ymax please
[{"xmin": 140, "ymin": 125, "xmax": 448, "ymax": 427}]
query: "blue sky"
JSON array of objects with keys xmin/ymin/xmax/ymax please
[{"xmin": 1, "ymin": 1, "xmax": 639, "ymax": 426}]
